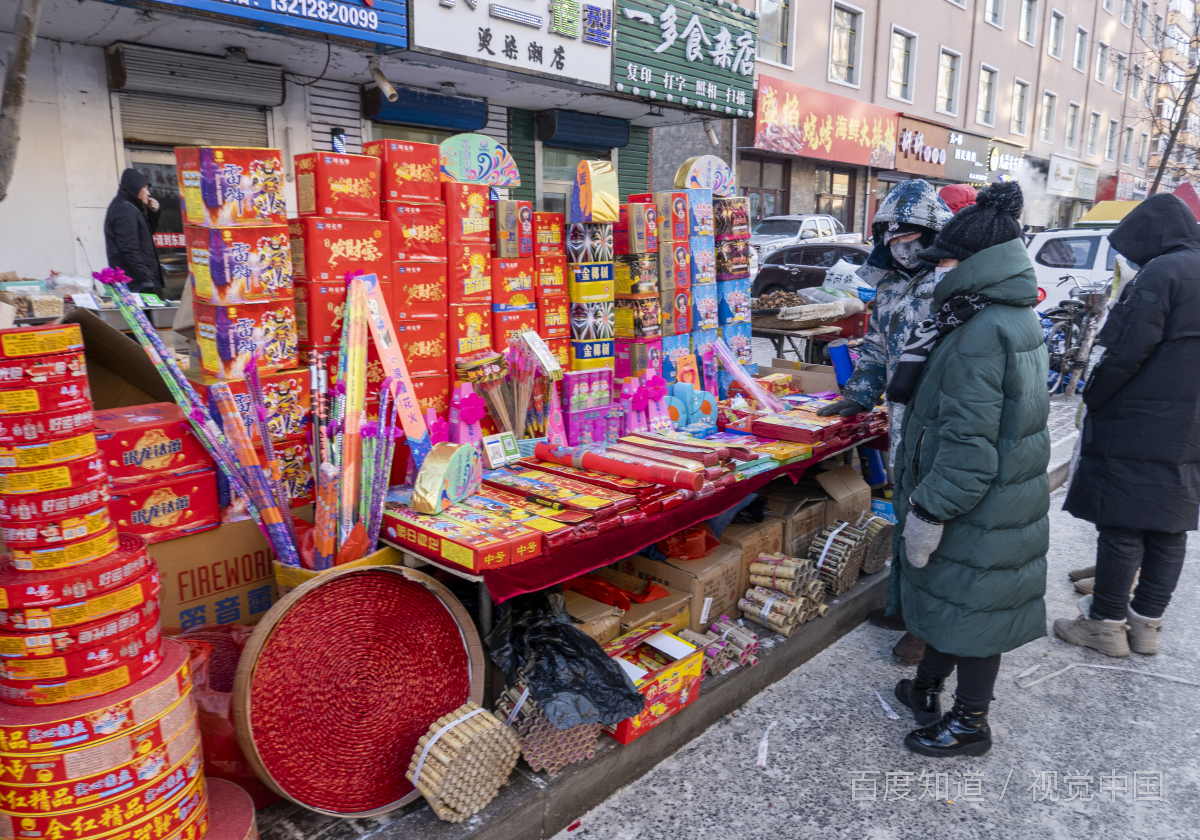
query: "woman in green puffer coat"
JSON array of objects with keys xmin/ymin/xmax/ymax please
[{"xmin": 884, "ymin": 181, "xmax": 1050, "ymax": 757}]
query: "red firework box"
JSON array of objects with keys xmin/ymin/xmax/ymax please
[
  {"xmin": 186, "ymin": 368, "xmax": 310, "ymax": 445},
  {"xmin": 602, "ymin": 622, "xmax": 704, "ymax": 745},
  {"xmin": 385, "ymin": 200, "xmax": 448, "ymax": 262},
  {"xmin": 0, "ymin": 454, "xmax": 106, "ymax": 499},
  {"xmin": 534, "ymin": 254, "xmax": 568, "ymax": 297},
  {"xmin": 533, "ymin": 212, "xmax": 565, "ymax": 255},
  {"xmin": 95, "ymin": 403, "xmax": 213, "ymax": 487},
  {"xmin": 186, "ymin": 224, "xmax": 293, "ymax": 305},
  {"xmin": 630, "ymin": 192, "xmax": 689, "ymax": 243},
  {"xmin": 442, "ymin": 182, "xmax": 491, "ymax": 244},
  {"xmin": 439, "ymin": 503, "xmax": 543, "ymax": 562},
  {"xmin": 362, "ymin": 138, "xmax": 441, "ymax": 202},
  {"xmin": 175, "ymin": 147, "xmax": 287, "ymax": 227},
  {"xmin": 392, "ymin": 262, "xmax": 449, "ymax": 319},
  {"xmin": 491, "ymin": 258, "xmax": 536, "ymax": 309},
  {"xmin": 0, "ymin": 324, "xmax": 84, "ymax": 360},
  {"xmin": 660, "ymin": 241, "xmax": 691, "ymax": 291},
  {"xmin": 381, "ymin": 505, "xmax": 511, "ymax": 572},
  {"xmin": 0, "ymin": 378, "xmax": 92, "ymax": 417},
  {"xmin": 546, "ymin": 337, "xmax": 569, "ymax": 369},
  {"xmin": 614, "ymin": 203, "xmax": 659, "ymax": 255},
  {"xmin": 0, "ymin": 350, "xmax": 86, "ymax": 389},
  {"xmin": 193, "ymin": 298, "xmax": 299, "ymax": 381},
  {"xmin": 448, "ymin": 243, "xmax": 493, "ymax": 304},
  {"xmin": 492, "ymin": 308, "xmax": 538, "ymax": 352},
  {"xmin": 491, "ymin": 200, "xmax": 534, "ymax": 258},
  {"xmin": 449, "ymin": 303, "xmax": 493, "ymax": 363},
  {"xmin": 0, "ymin": 620, "xmax": 162, "ymax": 684},
  {"xmin": 411, "ymin": 374, "xmax": 451, "ymax": 419},
  {"xmin": 0, "ymin": 596, "xmax": 158, "ymax": 661},
  {"xmin": 295, "ymin": 151, "xmax": 381, "ymax": 219},
  {"xmin": 288, "ymin": 217, "xmax": 391, "ymax": 285},
  {"xmin": 108, "ymin": 470, "xmax": 220, "ymax": 544},
  {"xmin": 538, "ymin": 293, "xmax": 570, "ymax": 339},
  {"xmin": 392, "ymin": 319, "xmax": 449, "ymax": 376},
  {"xmin": 294, "ymin": 278, "xmax": 347, "ymax": 345},
  {"xmin": 1, "ymin": 505, "xmax": 111, "ymax": 548}
]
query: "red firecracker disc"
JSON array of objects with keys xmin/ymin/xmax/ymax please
[
  {"xmin": 0, "ymin": 351, "xmax": 87, "ymax": 388},
  {"xmin": 0, "ymin": 477, "xmax": 110, "ymax": 523},
  {"xmin": 205, "ymin": 779, "xmax": 258, "ymax": 840},
  {"xmin": 233, "ymin": 566, "xmax": 483, "ymax": 817},
  {"xmin": 0, "ymin": 405, "xmax": 94, "ymax": 446},
  {"xmin": 0, "ymin": 532, "xmax": 150, "ymax": 612},
  {"xmin": 0, "ymin": 595, "xmax": 159, "ymax": 659}
]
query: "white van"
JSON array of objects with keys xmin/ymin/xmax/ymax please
[{"xmin": 1025, "ymin": 228, "xmax": 1136, "ymax": 312}]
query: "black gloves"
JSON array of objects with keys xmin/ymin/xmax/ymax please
[{"xmin": 815, "ymin": 398, "xmax": 867, "ymax": 417}]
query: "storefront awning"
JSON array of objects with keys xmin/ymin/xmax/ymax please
[{"xmin": 1075, "ymin": 200, "xmax": 1141, "ymax": 227}]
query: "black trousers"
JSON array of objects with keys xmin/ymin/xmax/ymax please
[
  {"xmin": 1090, "ymin": 526, "xmax": 1188, "ymax": 621},
  {"xmin": 916, "ymin": 644, "xmax": 1001, "ymax": 711}
]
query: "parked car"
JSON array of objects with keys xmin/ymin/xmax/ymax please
[
  {"xmin": 1026, "ymin": 227, "xmax": 1137, "ymax": 312},
  {"xmin": 750, "ymin": 214, "xmax": 863, "ymax": 265},
  {"xmin": 751, "ymin": 243, "xmax": 872, "ymax": 297}
]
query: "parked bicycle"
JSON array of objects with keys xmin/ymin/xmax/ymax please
[{"xmin": 1042, "ymin": 273, "xmax": 1111, "ymax": 396}]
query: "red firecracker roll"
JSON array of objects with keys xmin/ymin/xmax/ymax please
[
  {"xmin": 0, "ymin": 350, "xmax": 87, "ymax": 388},
  {"xmin": 9, "ymin": 526, "xmax": 119, "ymax": 572},
  {"xmin": 0, "ymin": 504, "xmax": 111, "ymax": 547},
  {"xmin": 0, "ymin": 533, "xmax": 150, "ymax": 612},
  {"xmin": 0, "ymin": 378, "xmax": 92, "ymax": 416},
  {"xmin": 0, "ymin": 620, "xmax": 161, "ymax": 684},
  {"xmin": 1, "ymin": 564, "xmax": 158, "ymax": 634},
  {"xmin": 0, "ymin": 596, "xmax": 159, "ymax": 659},
  {"xmin": 0, "ymin": 478, "xmax": 110, "ymax": 522},
  {"xmin": 0, "ymin": 406, "xmax": 94, "ymax": 446},
  {"xmin": 0, "ymin": 430, "xmax": 98, "ymax": 471},
  {"xmin": 205, "ymin": 779, "xmax": 259, "ymax": 840},
  {"xmin": 0, "ymin": 454, "xmax": 106, "ymax": 497},
  {"xmin": 0, "ymin": 628, "xmax": 162, "ymax": 705}
]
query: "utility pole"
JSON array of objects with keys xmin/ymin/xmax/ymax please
[{"xmin": 0, "ymin": 0, "xmax": 44, "ymax": 203}]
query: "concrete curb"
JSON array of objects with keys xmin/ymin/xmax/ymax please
[{"xmin": 1048, "ymin": 430, "xmax": 1078, "ymax": 493}]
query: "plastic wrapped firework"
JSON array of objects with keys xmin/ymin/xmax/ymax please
[
  {"xmin": 712, "ymin": 337, "xmax": 786, "ymax": 413},
  {"xmin": 495, "ymin": 681, "xmax": 601, "ymax": 776},
  {"xmin": 807, "ymin": 521, "xmax": 869, "ymax": 595}
]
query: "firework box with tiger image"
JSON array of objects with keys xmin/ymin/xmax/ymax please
[
  {"xmin": 392, "ymin": 262, "xmax": 449, "ymax": 319},
  {"xmin": 392, "ymin": 319, "xmax": 448, "ymax": 376},
  {"xmin": 95, "ymin": 403, "xmax": 213, "ymax": 487},
  {"xmin": 449, "ymin": 303, "xmax": 494, "ymax": 363},
  {"xmin": 362, "ymin": 138, "xmax": 441, "ymax": 203},
  {"xmin": 442, "ymin": 182, "xmax": 491, "ymax": 244},
  {"xmin": 107, "ymin": 470, "xmax": 219, "ymax": 543},
  {"xmin": 193, "ymin": 298, "xmax": 298, "ymax": 380},
  {"xmin": 534, "ymin": 254, "xmax": 567, "ymax": 297},
  {"xmin": 175, "ymin": 147, "xmax": 287, "ymax": 228},
  {"xmin": 287, "ymin": 218, "xmax": 391, "ymax": 284},
  {"xmin": 385, "ymin": 201, "xmax": 448, "ymax": 262},
  {"xmin": 294, "ymin": 152, "xmax": 380, "ymax": 219},
  {"xmin": 186, "ymin": 369, "xmax": 310, "ymax": 445},
  {"xmin": 185, "ymin": 224, "xmax": 293, "ymax": 305},
  {"xmin": 448, "ymin": 243, "xmax": 493, "ymax": 304}
]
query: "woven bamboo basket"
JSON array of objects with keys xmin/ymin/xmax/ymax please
[{"xmin": 751, "ymin": 302, "xmax": 846, "ymax": 331}]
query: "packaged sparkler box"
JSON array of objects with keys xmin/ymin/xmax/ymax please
[
  {"xmin": 569, "ymin": 339, "xmax": 615, "ymax": 372},
  {"xmin": 392, "ymin": 262, "xmax": 449, "ymax": 319},
  {"xmin": 570, "ymin": 300, "xmax": 615, "ymax": 341},
  {"xmin": 448, "ymin": 243, "xmax": 493, "ymax": 304},
  {"xmin": 362, "ymin": 139, "xmax": 441, "ymax": 202},
  {"xmin": 615, "ymin": 338, "xmax": 661, "ymax": 378},
  {"xmin": 660, "ymin": 333, "xmax": 692, "ymax": 383},
  {"xmin": 384, "ymin": 201, "xmax": 448, "ymax": 262},
  {"xmin": 442, "ymin": 182, "xmax": 491, "ymax": 244},
  {"xmin": 439, "ymin": 503, "xmax": 543, "ymax": 562},
  {"xmin": 294, "ymin": 278, "xmax": 346, "ymax": 345},
  {"xmin": 411, "ymin": 373, "xmax": 452, "ymax": 419},
  {"xmin": 560, "ymin": 368, "xmax": 612, "ymax": 409},
  {"xmin": 95, "ymin": 403, "xmax": 214, "ymax": 487},
  {"xmin": 449, "ymin": 303, "xmax": 494, "ymax": 363},
  {"xmin": 193, "ymin": 298, "xmax": 298, "ymax": 380},
  {"xmin": 720, "ymin": 323, "xmax": 753, "ymax": 366},
  {"xmin": 561, "ymin": 406, "xmax": 610, "ymax": 446},
  {"xmin": 682, "ymin": 189, "xmax": 714, "ymax": 237},
  {"xmin": 717, "ymin": 279, "xmax": 751, "ymax": 324},
  {"xmin": 381, "ymin": 504, "xmax": 512, "ymax": 572},
  {"xmin": 175, "ymin": 146, "xmax": 287, "ymax": 227},
  {"xmin": 614, "ymin": 295, "xmax": 660, "ymax": 339},
  {"xmin": 393, "ymin": 319, "xmax": 449, "ymax": 375},
  {"xmin": 713, "ymin": 196, "xmax": 751, "ymax": 241},
  {"xmin": 186, "ymin": 225, "xmax": 293, "ymax": 305},
  {"xmin": 691, "ymin": 284, "xmax": 719, "ymax": 331},
  {"xmin": 108, "ymin": 470, "xmax": 219, "ymax": 543},
  {"xmin": 491, "ymin": 258, "xmax": 536, "ymax": 309},
  {"xmin": 454, "ymin": 492, "xmax": 576, "ymax": 550},
  {"xmin": 492, "ymin": 308, "xmax": 538, "ymax": 352},
  {"xmin": 660, "ymin": 288, "xmax": 691, "ymax": 336},
  {"xmin": 567, "ymin": 223, "xmax": 614, "ymax": 263},
  {"xmin": 491, "ymin": 200, "xmax": 534, "ymax": 258},
  {"xmin": 613, "ymin": 255, "xmax": 658, "ymax": 295},
  {"xmin": 716, "ymin": 240, "xmax": 751, "ymax": 281},
  {"xmin": 294, "ymin": 152, "xmax": 381, "ymax": 219},
  {"xmin": 534, "ymin": 254, "xmax": 567, "ymax": 297},
  {"xmin": 186, "ymin": 367, "xmax": 311, "ymax": 444},
  {"xmin": 288, "ymin": 217, "xmax": 391, "ymax": 283},
  {"xmin": 538, "ymin": 293, "xmax": 570, "ymax": 339},
  {"xmin": 568, "ymin": 263, "xmax": 615, "ymax": 303},
  {"xmin": 613, "ymin": 203, "xmax": 658, "ymax": 255},
  {"xmin": 484, "ymin": 465, "xmax": 633, "ymax": 516},
  {"xmin": 533, "ymin": 212, "xmax": 565, "ymax": 255}
]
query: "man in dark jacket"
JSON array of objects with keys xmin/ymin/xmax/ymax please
[
  {"xmin": 104, "ymin": 168, "xmax": 166, "ymax": 295},
  {"xmin": 1056, "ymin": 193, "xmax": 1200, "ymax": 658}
]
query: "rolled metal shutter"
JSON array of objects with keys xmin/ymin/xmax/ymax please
[
  {"xmin": 107, "ymin": 43, "xmax": 284, "ymax": 107},
  {"xmin": 118, "ymin": 92, "xmax": 269, "ymax": 147}
]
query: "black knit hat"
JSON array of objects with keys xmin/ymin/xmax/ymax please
[{"xmin": 918, "ymin": 181, "xmax": 1024, "ymax": 263}]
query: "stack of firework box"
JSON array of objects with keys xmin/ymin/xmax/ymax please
[
  {"xmin": 490, "ymin": 201, "xmax": 562, "ymax": 360},
  {"xmin": 612, "ymin": 200, "xmax": 660, "ymax": 379},
  {"xmin": 714, "ymin": 195, "xmax": 753, "ymax": 369}
]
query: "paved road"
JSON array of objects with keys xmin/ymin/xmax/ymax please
[{"xmin": 557, "ymin": 488, "xmax": 1200, "ymax": 840}]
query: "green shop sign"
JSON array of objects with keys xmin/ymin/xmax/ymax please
[{"xmin": 613, "ymin": 0, "xmax": 758, "ymax": 116}]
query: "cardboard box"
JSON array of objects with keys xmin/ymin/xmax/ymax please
[
  {"xmin": 691, "ymin": 327, "xmax": 718, "ymax": 360},
  {"xmin": 411, "ymin": 373, "xmax": 451, "ymax": 419},
  {"xmin": 186, "ymin": 225, "xmax": 293, "ymax": 305},
  {"xmin": 720, "ymin": 516, "xmax": 784, "ymax": 596},
  {"xmin": 720, "ymin": 323, "xmax": 753, "ymax": 366},
  {"xmin": 660, "ymin": 333, "xmax": 691, "ymax": 383},
  {"xmin": 602, "ymin": 622, "xmax": 704, "ymax": 745},
  {"xmin": 682, "ymin": 189, "xmax": 714, "ymax": 237},
  {"xmin": 630, "ymin": 191, "xmax": 690, "ymax": 243},
  {"xmin": 288, "ymin": 217, "xmax": 390, "ymax": 282},
  {"xmin": 193, "ymin": 297, "xmax": 298, "ymax": 380},
  {"xmin": 538, "ymin": 293, "xmax": 570, "ymax": 339},
  {"xmin": 449, "ymin": 303, "xmax": 493, "ymax": 362},
  {"xmin": 492, "ymin": 307, "xmax": 538, "ymax": 352},
  {"xmin": 62, "ymin": 310, "xmax": 174, "ymax": 410},
  {"xmin": 392, "ymin": 262, "xmax": 449, "ymax": 320},
  {"xmin": 659, "ymin": 241, "xmax": 690, "ymax": 292},
  {"xmin": 384, "ymin": 201, "xmax": 448, "ymax": 262},
  {"xmin": 546, "ymin": 337, "xmax": 568, "ymax": 368},
  {"xmin": 564, "ymin": 590, "xmax": 623, "ymax": 644},
  {"xmin": 491, "ymin": 258, "xmax": 536, "ymax": 309},
  {"xmin": 218, "ymin": 438, "xmax": 315, "ymax": 516},
  {"xmin": 613, "ymin": 255, "xmax": 658, "ymax": 295},
  {"xmin": 175, "ymin": 146, "xmax": 287, "ymax": 228},
  {"xmin": 393, "ymin": 319, "xmax": 448, "ymax": 375},
  {"xmin": 447, "ymin": 244, "xmax": 493, "ymax": 304},
  {"xmin": 815, "ymin": 464, "xmax": 872, "ymax": 527},
  {"xmin": 570, "ymin": 300, "xmax": 615, "ymax": 341},
  {"xmin": 756, "ymin": 482, "xmax": 828, "ymax": 557},
  {"xmin": 382, "ymin": 505, "xmax": 511, "ymax": 572},
  {"xmin": 616, "ymin": 545, "xmax": 742, "ymax": 633},
  {"xmin": 769, "ymin": 360, "xmax": 842, "ymax": 395},
  {"xmin": 614, "ymin": 203, "xmax": 658, "ymax": 255},
  {"xmin": 614, "ymin": 295, "xmax": 660, "ymax": 339},
  {"xmin": 534, "ymin": 254, "xmax": 568, "ymax": 296},
  {"xmin": 491, "ymin": 200, "xmax": 534, "ymax": 258},
  {"xmin": 108, "ymin": 469, "xmax": 220, "ymax": 544},
  {"xmin": 717, "ymin": 279, "xmax": 751, "ymax": 324},
  {"xmin": 442, "ymin": 182, "xmax": 491, "ymax": 244},
  {"xmin": 149, "ymin": 515, "xmax": 286, "ymax": 631},
  {"xmin": 362, "ymin": 139, "xmax": 441, "ymax": 202},
  {"xmin": 591, "ymin": 568, "xmax": 691, "ymax": 634},
  {"xmin": 295, "ymin": 152, "xmax": 380, "ymax": 219},
  {"xmin": 533, "ymin": 212, "xmax": 565, "ymax": 255},
  {"xmin": 95, "ymin": 403, "xmax": 213, "ymax": 486},
  {"xmin": 660, "ymin": 289, "xmax": 691, "ymax": 336}
]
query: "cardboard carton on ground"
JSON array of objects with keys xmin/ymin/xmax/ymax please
[
  {"xmin": 756, "ymin": 481, "xmax": 828, "ymax": 557},
  {"xmin": 591, "ymin": 567, "xmax": 691, "ymax": 634},
  {"xmin": 564, "ymin": 590, "xmax": 624, "ymax": 645},
  {"xmin": 719, "ymin": 516, "xmax": 784, "ymax": 597},
  {"xmin": 615, "ymin": 545, "xmax": 742, "ymax": 633},
  {"xmin": 63, "ymin": 309, "xmax": 175, "ymax": 410},
  {"xmin": 815, "ymin": 464, "xmax": 872, "ymax": 527},
  {"xmin": 770, "ymin": 359, "xmax": 841, "ymax": 394},
  {"xmin": 603, "ymin": 622, "xmax": 704, "ymax": 745}
]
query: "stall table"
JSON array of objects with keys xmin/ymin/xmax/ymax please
[{"xmin": 750, "ymin": 324, "xmax": 841, "ymax": 363}]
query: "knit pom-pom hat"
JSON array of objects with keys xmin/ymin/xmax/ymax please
[{"xmin": 918, "ymin": 181, "xmax": 1024, "ymax": 263}]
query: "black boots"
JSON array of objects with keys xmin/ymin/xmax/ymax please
[
  {"xmin": 894, "ymin": 674, "xmax": 944, "ymax": 726},
  {"xmin": 903, "ymin": 700, "xmax": 993, "ymax": 757}
]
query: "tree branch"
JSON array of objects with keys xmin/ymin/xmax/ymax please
[{"xmin": 0, "ymin": 0, "xmax": 45, "ymax": 204}]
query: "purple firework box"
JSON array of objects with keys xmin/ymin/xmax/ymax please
[
  {"xmin": 565, "ymin": 406, "xmax": 611, "ymax": 445},
  {"xmin": 716, "ymin": 241, "xmax": 751, "ymax": 281},
  {"xmin": 176, "ymin": 146, "xmax": 288, "ymax": 228},
  {"xmin": 194, "ymin": 298, "xmax": 299, "ymax": 380},
  {"xmin": 718, "ymin": 279, "xmax": 751, "ymax": 325}
]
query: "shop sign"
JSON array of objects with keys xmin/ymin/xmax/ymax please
[
  {"xmin": 612, "ymin": 0, "xmax": 758, "ymax": 116},
  {"xmin": 1046, "ymin": 154, "xmax": 1079, "ymax": 197},
  {"xmin": 943, "ymin": 130, "xmax": 990, "ymax": 183},
  {"xmin": 411, "ymin": 0, "xmax": 614, "ymax": 87},
  {"xmin": 1074, "ymin": 165, "xmax": 1098, "ymax": 201},
  {"xmin": 1113, "ymin": 171, "xmax": 1149, "ymax": 200},
  {"xmin": 753, "ymin": 75, "xmax": 897, "ymax": 168},
  {"xmin": 987, "ymin": 140, "xmax": 1025, "ymax": 183},
  {"xmin": 156, "ymin": 0, "xmax": 407, "ymax": 47},
  {"xmin": 894, "ymin": 117, "xmax": 949, "ymax": 177}
]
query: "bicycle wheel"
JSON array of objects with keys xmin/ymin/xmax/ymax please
[
  {"xmin": 1045, "ymin": 321, "xmax": 1077, "ymax": 394},
  {"xmin": 1066, "ymin": 325, "xmax": 1097, "ymax": 396}
]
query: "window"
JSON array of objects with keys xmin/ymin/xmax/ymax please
[
  {"xmin": 1074, "ymin": 28, "xmax": 1088, "ymax": 72},
  {"xmin": 888, "ymin": 28, "xmax": 916, "ymax": 101},
  {"xmin": 977, "ymin": 65, "xmax": 998, "ymax": 125},
  {"xmin": 1011, "ymin": 80, "xmax": 1030, "ymax": 134},
  {"xmin": 830, "ymin": 4, "xmax": 861, "ymax": 85},
  {"xmin": 1103, "ymin": 0, "xmax": 1112, "ymax": 11},
  {"xmin": 1035, "ymin": 236, "xmax": 1100, "ymax": 269},
  {"xmin": 1048, "ymin": 11, "xmax": 1064, "ymax": 58},
  {"xmin": 1138, "ymin": 1, "xmax": 1150, "ymax": 37},
  {"xmin": 1039, "ymin": 91, "xmax": 1056, "ymax": 141},
  {"xmin": 1146, "ymin": 73, "xmax": 1155, "ymax": 107},
  {"xmin": 758, "ymin": 0, "xmax": 791, "ymax": 65},
  {"xmin": 1121, "ymin": 0, "xmax": 1132, "ymax": 25},
  {"xmin": 1106, "ymin": 119, "xmax": 1120, "ymax": 159},
  {"xmin": 739, "ymin": 157, "xmax": 789, "ymax": 224},
  {"xmin": 1131, "ymin": 64, "xmax": 1142, "ymax": 100},
  {"xmin": 801, "ymin": 248, "xmax": 839, "ymax": 267},
  {"xmin": 1095, "ymin": 42, "xmax": 1109, "ymax": 84},
  {"xmin": 1115, "ymin": 53, "xmax": 1126, "ymax": 92},
  {"xmin": 542, "ymin": 148, "xmax": 609, "ymax": 212},
  {"xmin": 985, "ymin": 0, "xmax": 1004, "ymax": 27},
  {"xmin": 839, "ymin": 248, "xmax": 867, "ymax": 265},
  {"xmin": 1138, "ymin": 132, "xmax": 1149, "ymax": 167},
  {"xmin": 814, "ymin": 166, "xmax": 855, "ymax": 230},
  {"xmin": 936, "ymin": 48, "xmax": 961, "ymax": 114},
  {"xmin": 818, "ymin": 219, "xmax": 835, "ymax": 237},
  {"xmin": 1122, "ymin": 126, "xmax": 1134, "ymax": 164},
  {"xmin": 1155, "ymin": 14, "xmax": 1164, "ymax": 47},
  {"xmin": 1087, "ymin": 111, "xmax": 1101, "ymax": 155},
  {"xmin": 1019, "ymin": 0, "xmax": 1037, "ymax": 42},
  {"xmin": 1064, "ymin": 102, "xmax": 1080, "ymax": 148}
]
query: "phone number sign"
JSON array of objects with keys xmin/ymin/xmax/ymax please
[{"xmin": 153, "ymin": 0, "xmax": 407, "ymax": 48}]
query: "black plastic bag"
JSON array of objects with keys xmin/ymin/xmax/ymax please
[{"xmin": 485, "ymin": 587, "xmax": 645, "ymax": 730}]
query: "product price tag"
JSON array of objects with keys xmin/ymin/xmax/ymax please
[
  {"xmin": 139, "ymin": 293, "xmax": 166, "ymax": 307},
  {"xmin": 70, "ymin": 293, "xmax": 100, "ymax": 310}
]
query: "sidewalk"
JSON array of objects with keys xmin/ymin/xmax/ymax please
[{"xmin": 558, "ymin": 488, "xmax": 1200, "ymax": 840}]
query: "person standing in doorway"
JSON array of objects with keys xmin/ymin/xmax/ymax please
[{"xmin": 104, "ymin": 168, "xmax": 166, "ymax": 295}]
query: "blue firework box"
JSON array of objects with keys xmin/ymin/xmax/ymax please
[
  {"xmin": 718, "ymin": 279, "xmax": 751, "ymax": 324},
  {"xmin": 691, "ymin": 284, "xmax": 719, "ymax": 331},
  {"xmin": 688, "ymin": 236, "xmax": 716, "ymax": 285},
  {"xmin": 683, "ymin": 189, "xmax": 714, "ymax": 237},
  {"xmin": 660, "ymin": 333, "xmax": 692, "ymax": 382}
]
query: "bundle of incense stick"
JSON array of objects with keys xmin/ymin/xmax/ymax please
[
  {"xmin": 678, "ymin": 629, "xmax": 743, "ymax": 674},
  {"xmin": 807, "ymin": 521, "xmax": 869, "ymax": 595},
  {"xmin": 406, "ymin": 701, "xmax": 520, "ymax": 823},
  {"xmin": 710, "ymin": 615, "xmax": 758, "ymax": 663},
  {"xmin": 494, "ymin": 681, "xmax": 600, "ymax": 776}
]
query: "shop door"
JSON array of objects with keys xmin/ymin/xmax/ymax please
[
  {"xmin": 541, "ymin": 148, "xmax": 610, "ymax": 213},
  {"xmin": 739, "ymin": 157, "xmax": 789, "ymax": 223},
  {"xmin": 815, "ymin": 166, "xmax": 855, "ymax": 232}
]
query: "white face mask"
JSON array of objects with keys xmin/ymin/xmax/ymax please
[{"xmin": 933, "ymin": 265, "xmax": 954, "ymax": 280}]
